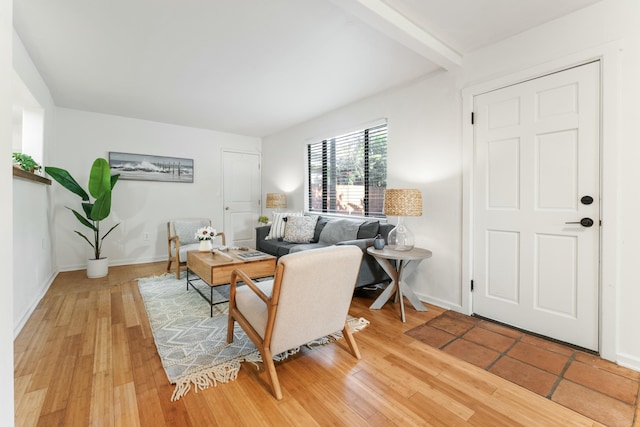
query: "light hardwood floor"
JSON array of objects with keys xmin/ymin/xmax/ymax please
[{"xmin": 14, "ymin": 262, "xmax": 603, "ymax": 426}]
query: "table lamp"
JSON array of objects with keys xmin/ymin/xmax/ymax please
[
  {"xmin": 266, "ymin": 193, "xmax": 287, "ymax": 212},
  {"xmin": 384, "ymin": 188, "xmax": 422, "ymax": 251}
]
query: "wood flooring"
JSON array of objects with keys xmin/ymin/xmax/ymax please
[{"xmin": 14, "ymin": 262, "xmax": 606, "ymax": 426}]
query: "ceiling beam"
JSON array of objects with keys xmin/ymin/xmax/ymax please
[{"xmin": 330, "ymin": 0, "xmax": 462, "ymax": 70}]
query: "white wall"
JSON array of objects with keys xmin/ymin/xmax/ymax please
[
  {"xmin": 263, "ymin": 70, "xmax": 463, "ymax": 309},
  {"xmin": 263, "ymin": 0, "xmax": 640, "ymax": 369},
  {"xmin": 49, "ymin": 108, "xmax": 261, "ymax": 270},
  {"xmin": 1, "ymin": 0, "xmax": 15, "ymax": 423},
  {"xmin": 12, "ymin": 178, "xmax": 55, "ymax": 334},
  {"xmin": 614, "ymin": 3, "xmax": 640, "ymax": 371},
  {"xmin": 12, "ymin": 33, "xmax": 56, "ymax": 336}
]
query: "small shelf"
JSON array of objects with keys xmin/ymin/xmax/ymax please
[{"xmin": 12, "ymin": 167, "xmax": 51, "ymax": 185}]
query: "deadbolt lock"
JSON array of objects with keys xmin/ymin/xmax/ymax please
[{"xmin": 580, "ymin": 195, "xmax": 594, "ymax": 205}]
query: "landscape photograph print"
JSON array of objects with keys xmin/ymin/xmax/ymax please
[{"xmin": 109, "ymin": 152, "xmax": 194, "ymax": 183}]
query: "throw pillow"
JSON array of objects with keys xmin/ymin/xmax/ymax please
[
  {"xmin": 357, "ymin": 220, "xmax": 380, "ymax": 238},
  {"xmin": 311, "ymin": 216, "xmax": 328, "ymax": 242},
  {"xmin": 284, "ymin": 215, "xmax": 318, "ymax": 243},
  {"xmin": 319, "ymin": 219, "xmax": 363, "ymax": 245},
  {"xmin": 265, "ymin": 212, "xmax": 302, "ymax": 240}
]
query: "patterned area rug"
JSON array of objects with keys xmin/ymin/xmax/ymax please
[{"xmin": 138, "ymin": 273, "xmax": 369, "ymax": 401}]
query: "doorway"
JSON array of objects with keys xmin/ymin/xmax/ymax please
[
  {"xmin": 471, "ymin": 61, "xmax": 601, "ymax": 351},
  {"xmin": 222, "ymin": 150, "xmax": 261, "ymax": 248}
]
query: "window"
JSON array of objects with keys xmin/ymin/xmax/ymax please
[
  {"xmin": 307, "ymin": 122, "xmax": 387, "ymax": 217},
  {"xmin": 13, "ymin": 72, "xmax": 44, "ymax": 166}
]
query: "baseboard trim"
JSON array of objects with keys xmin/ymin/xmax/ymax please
[
  {"xmin": 616, "ymin": 352, "xmax": 640, "ymax": 373},
  {"xmin": 57, "ymin": 255, "xmax": 168, "ymax": 272},
  {"xmin": 14, "ymin": 269, "xmax": 57, "ymax": 339},
  {"xmin": 414, "ymin": 291, "xmax": 463, "ymax": 313}
]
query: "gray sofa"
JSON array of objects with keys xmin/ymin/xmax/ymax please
[{"xmin": 256, "ymin": 215, "xmax": 394, "ymax": 288}]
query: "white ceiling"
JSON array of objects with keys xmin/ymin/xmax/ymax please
[{"xmin": 13, "ymin": 0, "xmax": 601, "ymax": 137}]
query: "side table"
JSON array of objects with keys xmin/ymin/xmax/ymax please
[{"xmin": 367, "ymin": 246, "xmax": 432, "ymax": 322}]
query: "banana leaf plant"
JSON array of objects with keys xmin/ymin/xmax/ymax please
[{"xmin": 45, "ymin": 158, "xmax": 120, "ymax": 260}]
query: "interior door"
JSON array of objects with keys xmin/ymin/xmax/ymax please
[
  {"xmin": 222, "ymin": 151, "xmax": 261, "ymax": 248},
  {"xmin": 473, "ymin": 61, "xmax": 600, "ymax": 350}
]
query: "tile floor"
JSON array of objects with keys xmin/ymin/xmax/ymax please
[{"xmin": 406, "ymin": 310, "xmax": 640, "ymax": 427}]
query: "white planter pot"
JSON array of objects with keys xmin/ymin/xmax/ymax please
[{"xmin": 87, "ymin": 257, "xmax": 109, "ymax": 278}]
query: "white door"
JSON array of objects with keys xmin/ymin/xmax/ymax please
[
  {"xmin": 222, "ymin": 151, "xmax": 261, "ymax": 248},
  {"xmin": 473, "ymin": 62, "xmax": 600, "ymax": 350}
]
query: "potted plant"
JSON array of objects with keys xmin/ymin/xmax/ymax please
[
  {"xmin": 258, "ymin": 215, "xmax": 269, "ymax": 225},
  {"xmin": 45, "ymin": 158, "xmax": 120, "ymax": 278},
  {"xmin": 12, "ymin": 152, "xmax": 42, "ymax": 173}
]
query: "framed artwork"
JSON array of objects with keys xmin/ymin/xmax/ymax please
[{"xmin": 109, "ymin": 152, "xmax": 194, "ymax": 183}]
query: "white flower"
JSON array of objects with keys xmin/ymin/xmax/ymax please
[{"xmin": 195, "ymin": 226, "xmax": 217, "ymax": 241}]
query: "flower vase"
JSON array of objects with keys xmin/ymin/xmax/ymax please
[{"xmin": 199, "ymin": 240, "xmax": 213, "ymax": 252}]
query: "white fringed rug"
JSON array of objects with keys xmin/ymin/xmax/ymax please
[{"xmin": 138, "ymin": 273, "xmax": 369, "ymax": 401}]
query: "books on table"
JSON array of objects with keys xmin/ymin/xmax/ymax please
[{"xmin": 236, "ymin": 251, "xmax": 269, "ymax": 260}]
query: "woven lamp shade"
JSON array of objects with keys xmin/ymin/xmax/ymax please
[
  {"xmin": 266, "ymin": 193, "xmax": 287, "ymax": 209},
  {"xmin": 384, "ymin": 189, "xmax": 422, "ymax": 216}
]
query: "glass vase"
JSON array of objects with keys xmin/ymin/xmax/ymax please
[{"xmin": 387, "ymin": 217, "xmax": 414, "ymax": 251}]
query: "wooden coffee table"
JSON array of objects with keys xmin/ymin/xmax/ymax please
[{"xmin": 186, "ymin": 249, "xmax": 276, "ymax": 316}]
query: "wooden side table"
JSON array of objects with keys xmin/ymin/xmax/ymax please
[{"xmin": 367, "ymin": 246, "xmax": 432, "ymax": 322}]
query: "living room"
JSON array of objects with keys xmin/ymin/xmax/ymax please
[{"xmin": 4, "ymin": 0, "xmax": 640, "ymax": 425}]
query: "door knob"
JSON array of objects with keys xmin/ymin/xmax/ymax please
[
  {"xmin": 225, "ymin": 207, "xmax": 230, "ymax": 210},
  {"xmin": 565, "ymin": 218, "xmax": 594, "ymax": 227}
]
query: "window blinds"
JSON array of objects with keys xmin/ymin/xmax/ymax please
[{"xmin": 307, "ymin": 123, "xmax": 387, "ymax": 217}]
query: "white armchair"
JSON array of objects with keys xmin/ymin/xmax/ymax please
[
  {"xmin": 227, "ymin": 245, "xmax": 363, "ymax": 400},
  {"xmin": 166, "ymin": 218, "xmax": 226, "ymax": 279}
]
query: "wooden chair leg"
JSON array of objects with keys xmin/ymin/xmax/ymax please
[
  {"xmin": 166, "ymin": 259, "xmax": 172, "ymax": 273},
  {"xmin": 342, "ymin": 323, "xmax": 361, "ymax": 360},
  {"xmin": 261, "ymin": 348, "xmax": 282, "ymax": 400},
  {"xmin": 227, "ymin": 314, "xmax": 235, "ymax": 344}
]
